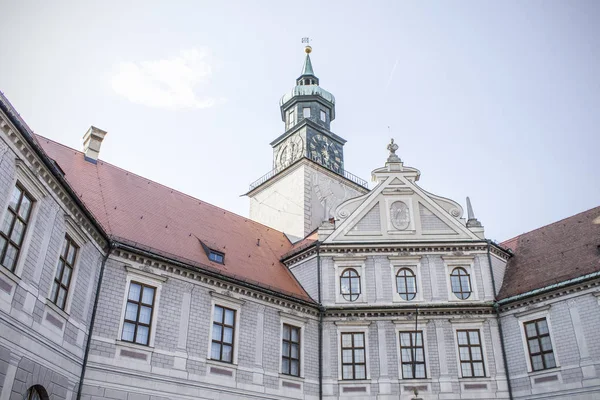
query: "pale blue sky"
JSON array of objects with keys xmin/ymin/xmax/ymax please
[{"xmin": 1, "ymin": 0, "xmax": 599, "ymax": 242}]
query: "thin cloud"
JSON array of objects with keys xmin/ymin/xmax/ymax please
[{"xmin": 111, "ymin": 48, "xmax": 222, "ymax": 109}]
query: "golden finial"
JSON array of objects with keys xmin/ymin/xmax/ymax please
[{"xmin": 302, "ymin": 37, "xmax": 312, "ymax": 53}]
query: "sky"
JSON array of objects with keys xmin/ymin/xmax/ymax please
[{"xmin": 1, "ymin": 0, "xmax": 599, "ymax": 242}]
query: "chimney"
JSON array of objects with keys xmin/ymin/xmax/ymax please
[{"xmin": 82, "ymin": 126, "xmax": 107, "ymax": 163}]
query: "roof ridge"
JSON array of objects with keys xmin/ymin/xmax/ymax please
[
  {"xmin": 35, "ymin": 134, "xmax": 292, "ymax": 240},
  {"xmin": 501, "ymin": 205, "xmax": 600, "ymax": 245}
]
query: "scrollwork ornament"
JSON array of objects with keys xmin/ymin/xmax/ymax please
[{"xmin": 450, "ymin": 208, "xmax": 461, "ymax": 218}]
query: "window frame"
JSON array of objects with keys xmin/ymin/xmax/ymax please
[
  {"xmin": 396, "ymin": 268, "xmax": 417, "ymax": 301},
  {"xmin": 208, "ymin": 250, "xmax": 224, "ymax": 264},
  {"xmin": 339, "ymin": 268, "xmax": 361, "ymax": 302},
  {"xmin": 0, "ymin": 183, "xmax": 35, "ymax": 273},
  {"xmin": 456, "ymin": 329, "xmax": 486, "ymax": 378},
  {"xmin": 336, "ymin": 322, "xmax": 371, "ymax": 382},
  {"xmin": 334, "ymin": 259, "xmax": 367, "ymax": 304},
  {"xmin": 210, "ymin": 304, "xmax": 236, "ymax": 363},
  {"xmin": 515, "ymin": 308, "xmax": 560, "ymax": 374},
  {"xmin": 320, "ymin": 110, "xmax": 326, "ymax": 122},
  {"xmin": 524, "ymin": 318, "xmax": 556, "ymax": 372},
  {"xmin": 288, "ymin": 110, "xmax": 295, "ymax": 129},
  {"xmin": 281, "ymin": 323, "xmax": 301, "ymax": 377},
  {"xmin": 398, "ymin": 330, "xmax": 427, "ymax": 379},
  {"xmin": 120, "ymin": 280, "xmax": 157, "ymax": 346},
  {"xmin": 450, "ymin": 267, "xmax": 472, "ymax": 300},
  {"xmin": 340, "ymin": 332, "xmax": 367, "ymax": 380},
  {"xmin": 207, "ymin": 291, "xmax": 243, "ymax": 365},
  {"xmin": 48, "ymin": 235, "xmax": 79, "ymax": 311},
  {"xmin": 303, "ymin": 107, "xmax": 311, "ymax": 118}
]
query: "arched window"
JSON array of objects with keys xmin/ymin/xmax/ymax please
[
  {"xmin": 450, "ymin": 268, "xmax": 471, "ymax": 300},
  {"xmin": 340, "ymin": 268, "xmax": 361, "ymax": 301},
  {"xmin": 26, "ymin": 386, "xmax": 47, "ymax": 400},
  {"xmin": 396, "ymin": 268, "xmax": 417, "ymax": 300}
]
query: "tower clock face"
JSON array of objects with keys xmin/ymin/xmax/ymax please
[
  {"xmin": 309, "ymin": 134, "xmax": 342, "ymax": 172},
  {"xmin": 277, "ymin": 135, "xmax": 304, "ymax": 169}
]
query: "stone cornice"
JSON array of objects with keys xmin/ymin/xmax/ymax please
[
  {"xmin": 0, "ymin": 111, "xmax": 107, "ymax": 250},
  {"xmin": 113, "ymin": 249, "xmax": 320, "ymax": 316},
  {"xmin": 324, "ymin": 305, "xmax": 494, "ymax": 319}
]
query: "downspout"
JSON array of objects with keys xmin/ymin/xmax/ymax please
[
  {"xmin": 486, "ymin": 240, "xmax": 513, "ymax": 400},
  {"xmin": 76, "ymin": 241, "xmax": 114, "ymax": 400},
  {"xmin": 316, "ymin": 243, "xmax": 323, "ymax": 400}
]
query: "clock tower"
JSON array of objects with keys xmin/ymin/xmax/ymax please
[{"xmin": 247, "ymin": 46, "xmax": 369, "ymax": 239}]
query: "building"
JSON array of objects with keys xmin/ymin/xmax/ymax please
[{"xmin": 0, "ymin": 46, "xmax": 598, "ymax": 400}]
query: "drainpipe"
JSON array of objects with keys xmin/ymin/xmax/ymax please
[
  {"xmin": 316, "ymin": 243, "xmax": 323, "ymax": 400},
  {"xmin": 76, "ymin": 242, "xmax": 114, "ymax": 400},
  {"xmin": 486, "ymin": 240, "xmax": 513, "ymax": 400}
]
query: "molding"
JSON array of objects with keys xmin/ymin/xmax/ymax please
[
  {"xmin": 64, "ymin": 215, "xmax": 88, "ymax": 246},
  {"xmin": 15, "ymin": 159, "xmax": 49, "ymax": 198},
  {"xmin": 514, "ymin": 305, "xmax": 551, "ymax": 318},
  {"xmin": 448, "ymin": 318, "xmax": 486, "ymax": 324},
  {"xmin": 332, "ymin": 256, "xmax": 367, "ymax": 262},
  {"xmin": 334, "ymin": 320, "xmax": 372, "ymax": 326},
  {"xmin": 278, "ymin": 310, "xmax": 309, "ymax": 324},
  {"xmin": 388, "ymin": 255, "xmax": 422, "ymax": 262},
  {"xmin": 124, "ymin": 264, "xmax": 168, "ymax": 282},
  {"xmin": 442, "ymin": 254, "xmax": 475, "ymax": 263},
  {"xmin": 209, "ymin": 290, "xmax": 246, "ymax": 306}
]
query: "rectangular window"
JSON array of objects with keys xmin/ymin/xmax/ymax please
[
  {"xmin": 0, "ymin": 185, "xmax": 34, "ymax": 272},
  {"xmin": 49, "ymin": 235, "xmax": 78, "ymax": 310},
  {"xmin": 282, "ymin": 324, "xmax": 301, "ymax": 376},
  {"xmin": 341, "ymin": 332, "xmax": 366, "ymax": 380},
  {"xmin": 320, "ymin": 110, "xmax": 326, "ymax": 122},
  {"xmin": 208, "ymin": 250, "xmax": 224, "ymax": 264},
  {"xmin": 121, "ymin": 282, "xmax": 156, "ymax": 346},
  {"xmin": 524, "ymin": 318, "xmax": 556, "ymax": 371},
  {"xmin": 457, "ymin": 330, "xmax": 485, "ymax": 377},
  {"xmin": 211, "ymin": 305, "xmax": 236, "ymax": 363},
  {"xmin": 288, "ymin": 110, "xmax": 295, "ymax": 128},
  {"xmin": 303, "ymin": 107, "xmax": 311, "ymax": 118},
  {"xmin": 399, "ymin": 331, "xmax": 426, "ymax": 378}
]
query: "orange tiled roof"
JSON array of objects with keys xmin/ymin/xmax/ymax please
[
  {"xmin": 35, "ymin": 135, "xmax": 312, "ymax": 302},
  {"xmin": 498, "ymin": 206, "xmax": 600, "ymax": 299}
]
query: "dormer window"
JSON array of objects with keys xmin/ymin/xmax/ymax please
[{"xmin": 209, "ymin": 250, "xmax": 224, "ymax": 264}]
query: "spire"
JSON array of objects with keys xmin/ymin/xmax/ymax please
[
  {"xmin": 296, "ymin": 45, "xmax": 319, "ymax": 85},
  {"xmin": 466, "ymin": 197, "xmax": 482, "ymax": 228}
]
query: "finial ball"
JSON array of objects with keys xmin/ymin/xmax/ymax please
[{"xmin": 305, "ymin": 45, "xmax": 312, "ymax": 54}]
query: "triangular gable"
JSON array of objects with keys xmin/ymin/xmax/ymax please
[
  {"xmin": 419, "ymin": 203, "xmax": 453, "ymax": 232},
  {"xmin": 349, "ymin": 203, "xmax": 381, "ymax": 233},
  {"xmin": 326, "ymin": 167, "xmax": 481, "ymax": 243}
]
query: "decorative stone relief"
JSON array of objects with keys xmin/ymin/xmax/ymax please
[
  {"xmin": 390, "ymin": 201, "xmax": 410, "ymax": 230},
  {"xmin": 312, "ymin": 172, "xmax": 358, "ymax": 220}
]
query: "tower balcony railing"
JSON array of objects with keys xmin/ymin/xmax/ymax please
[{"xmin": 248, "ymin": 161, "xmax": 369, "ymax": 192}]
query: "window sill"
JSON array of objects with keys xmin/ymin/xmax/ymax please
[
  {"xmin": 279, "ymin": 373, "xmax": 304, "ymax": 382},
  {"xmin": 206, "ymin": 358, "xmax": 237, "ymax": 368},
  {"xmin": 45, "ymin": 298, "xmax": 69, "ymax": 320},
  {"xmin": 527, "ymin": 366, "xmax": 561, "ymax": 377},
  {"xmin": 115, "ymin": 339, "xmax": 154, "ymax": 352},
  {"xmin": 338, "ymin": 379, "xmax": 371, "ymax": 383},
  {"xmin": 0, "ymin": 266, "xmax": 20, "ymax": 285}
]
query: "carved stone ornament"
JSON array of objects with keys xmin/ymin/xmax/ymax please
[
  {"xmin": 390, "ymin": 201, "xmax": 410, "ymax": 230},
  {"xmin": 386, "ymin": 138, "xmax": 401, "ymax": 163}
]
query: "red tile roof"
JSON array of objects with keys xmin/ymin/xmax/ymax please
[
  {"xmin": 35, "ymin": 135, "xmax": 312, "ymax": 302},
  {"xmin": 498, "ymin": 206, "xmax": 600, "ymax": 300}
]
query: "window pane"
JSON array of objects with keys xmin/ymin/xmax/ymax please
[
  {"xmin": 469, "ymin": 331, "xmax": 480, "ymax": 345},
  {"xmin": 544, "ymin": 353, "xmax": 556, "ymax": 368},
  {"xmin": 125, "ymin": 303, "xmax": 138, "ymax": 321},
  {"xmin": 291, "ymin": 343, "xmax": 299, "ymax": 359},
  {"xmin": 10, "ymin": 220, "xmax": 25, "ymax": 244},
  {"xmin": 135, "ymin": 326, "xmax": 149, "ymax": 345},
  {"xmin": 460, "ymin": 276, "xmax": 470, "ymax": 292},
  {"xmin": 1, "ymin": 212, "xmax": 14, "ymax": 234},
  {"xmin": 61, "ymin": 266, "xmax": 72, "ymax": 286},
  {"xmin": 291, "ymin": 327, "xmax": 299, "ymax": 342},
  {"xmin": 354, "ymin": 349, "xmax": 365, "ymax": 363},
  {"xmin": 282, "ymin": 358, "xmax": 290, "ymax": 374},
  {"xmin": 402, "ymin": 364, "xmax": 413, "ymax": 379},
  {"xmin": 471, "ymin": 347, "xmax": 482, "ymax": 361},
  {"xmin": 223, "ymin": 327, "xmax": 233, "ymax": 344},
  {"xmin": 128, "ymin": 283, "xmax": 141, "ymax": 301},
  {"xmin": 342, "ymin": 334, "xmax": 352, "ymax": 347},
  {"xmin": 461, "ymin": 363, "xmax": 472, "ymax": 377},
  {"xmin": 211, "ymin": 342, "xmax": 221, "ymax": 359},
  {"xmin": 18, "ymin": 195, "xmax": 32, "ymax": 220},
  {"xmin": 141, "ymin": 287, "xmax": 154, "ymax": 305},
  {"xmin": 459, "ymin": 347, "xmax": 470, "ymax": 361},
  {"xmin": 224, "ymin": 309, "xmax": 235, "ymax": 326},
  {"xmin": 57, "ymin": 288, "xmax": 67, "ymax": 309},
  {"xmin": 320, "ymin": 110, "xmax": 326, "ymax": 121},
  {"xmin": 532, "ymin": 355, "xmax": 543, "ymax": 371},
  {"xmin": 457, "ymin": 331, "xmax": 468, "ymax": 345},
  {"xmin": 540, "ymin": 336, "xmax": 553, "ymax": 352},
  {"xmin": 303, "ymin": 108, "xmax": 310, "ymax": 118},
  {"xmin": 50, "ymin": 282, "xmax": 58, "ymax": 303},
  {"xmin": 55, "ymin": 261, "xmax": 64, "ymax": 279},
  {"xmin": 528, "ymin": 339, "xmax": 540, "ymax": 353},
  {"xmin": 414, "ymin": 332, "xmax": 422, "ymax": 346},
  {"xmin": 290, "ymin": 360, "xmax": 299, "ymax": 376},
  {"xmin": 214, "ymin": 305, "xmax": 223, "ymax": 322},
  {"xmin": 355, "ymin": 365, "xmax": 366, "ymax": 380},
  {"xmin": 2, "ymin": 244, "xmax": 17, "ymax": 270},
  {"xmin": 283, "ymin": 325, "xmax": 290, "ymax": 340},
  {"xmin": 473, "ymin": 362, "xmax": 485, "ymax": 377},
  {"xmin": 401, "ymin": 348, "xmax": 413, "ymax": 362},
  {"xmin": 415, "ymin": 348, "xmax": 424, "ymax": 362},
  {"xmin": 342, "ymin": 365, "xmax": 353, "ymax": 379},
  {"xmin": 537, "ymin": 320, "xmax": 549, "ymax": 335},
  {"xmin": 397, "ymin": 276, "xmax": 406, "ymax": 292},
  {"xmin": 340, "ymin": 277, "xmax": 350, "ymax": 294},
  {"xmin": 342, "ymin": 349, "xmax": 353, "ymax": 363},
  {"xmin": 222, "ymin": 345, "xmax": 233, "ymax": 362},
  {"xmin": 67, "ymin": 244, "xmax": 76, "ymax": 264},
  {"xmin": 122, "ymin": 322, "xmax": 135, "ymax": 341},
  {"xmin": 525, "ymin": 323, "xmax": 537, "ymax": 338},
  {"xmin": 350, "ymin": 277, "xmax": 360, "ymax": 293},
  {"xmin": 139, "ymin": 306, "xmax": 152, "ymax": 324},
  {"xmin": 400, "ymin": 333, "xmax": 411, "ymax": 347},
  {"xmin": 353, "ymin": 333, "xmax": 364, "ymax": 347},
  {"xmin": 415, "ymin": 364, "xmax": 426, "ymax": 378},
  {"xmin": 282, "ymin": 342, "xmax": 290, "ymax": 357},
  {"xmin": 8, "ymin": 187, "xmax": 21, "ymax": 210}
]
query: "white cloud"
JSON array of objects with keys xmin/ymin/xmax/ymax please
[{"xmin": 111, "ymin": 48, "xmax": 221, "ymax": 109}]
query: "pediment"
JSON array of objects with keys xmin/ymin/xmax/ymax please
[{"xmin": 326, "ymin": 172, "xmax": 480, "ymax": 243}]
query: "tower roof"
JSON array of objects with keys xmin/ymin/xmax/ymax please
[{"xmin": 300, "ymin": 53, "xmax": 315, "ymax": 77}]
